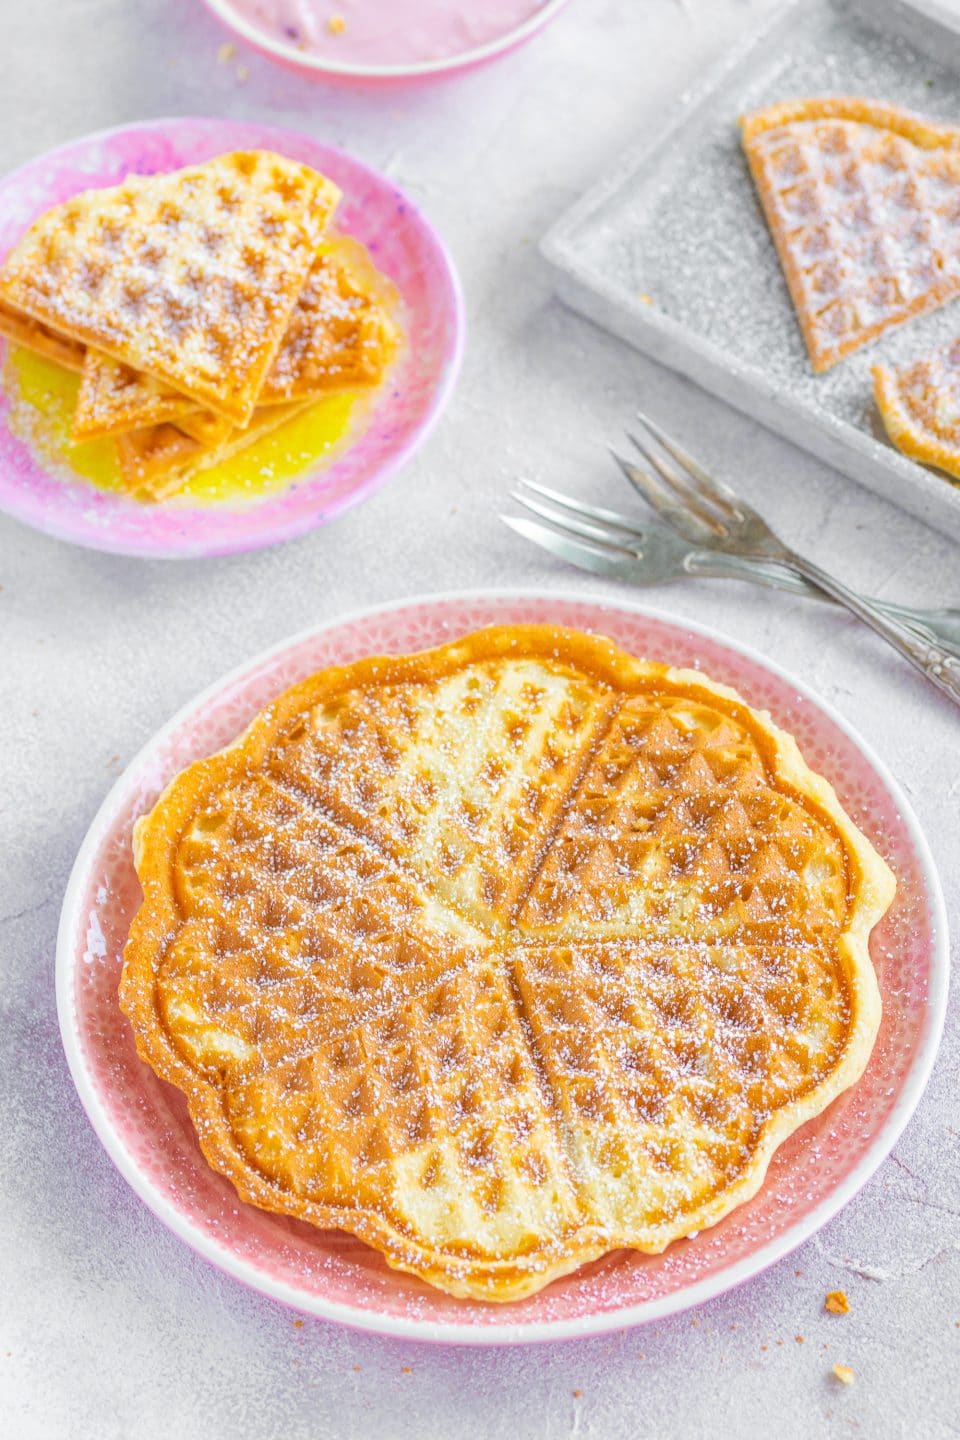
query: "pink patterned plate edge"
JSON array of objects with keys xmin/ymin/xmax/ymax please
[
  {"xmin": 0, "ymin": 117, "xmax": 464, "ymax": 558},
  {"xmin": 200, "ymin": 0, "xmax": 573, "ymax": 83},
  {"xmin": 56, "ymin": 590, "xmax": 949, "ymax": 1345}
]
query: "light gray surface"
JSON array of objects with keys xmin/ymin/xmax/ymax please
[{"xmin": 1, "ymin": 1, "xmax": 958, "ymax": 1437}]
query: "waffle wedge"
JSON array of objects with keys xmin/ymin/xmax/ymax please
[
  {"xmin": 742, "ymin": 98, "xmax": 960, "ymax": 372},
  {"xmin": 121, "ymin": 625, "xmax": 894, "ymax": 1301},
  {"xmin": 116, "ymin": 400, "xmax": 309, "ymax": 501},
  {"xmin": 0, "ymin": 151, "xmax": 340, "ymax": 425},
  {"xmin": 0, "ymin": 299, "xmax": 85, "ymax": 372},
  {"xmin": 71, "ymin": 352, "xmax": 231, "ymax": 445},
  {"xmin": 74, "ymin": 236, "xmax": 397, "ymax": 441},
  {"xmin": 874, "ymin": 338, "xmax": 960, "ymax": 480}
]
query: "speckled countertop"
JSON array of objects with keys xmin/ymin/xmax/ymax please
[{"xmin": 1, "ymin": 2, "xmax": 957, "ymax": 1436}]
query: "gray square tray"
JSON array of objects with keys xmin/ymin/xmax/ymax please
[{"xmin": 542, "ymin": 0, "xmax": 960, "ymax": 544}]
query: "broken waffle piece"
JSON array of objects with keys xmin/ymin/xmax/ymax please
[
  {"xmin": 825, "ymin": 1289, "xmax": 851, "ymax": 1315},
  {"xmin": 0, "ymin": 151, "xmax": 340, "ymax": 425},
  {"xmin": 741, "ymin": 98, "xmax": 960, "ymax": 373},
  {"xmin": 874, "ymin": 337, "xmax": 960, "ymax": 481}
]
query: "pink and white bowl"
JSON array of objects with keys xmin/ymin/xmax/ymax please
[
  {"xmin": 201, "ymin": 0, "xmax": 574, "ymax": 84},
  {"xmin": 56, "ymin": 592, "xmax": 948, "ymax": 1344},
  {"xmin": 0, "ymin": 118, "xmax": 464, "ymax": 558}
]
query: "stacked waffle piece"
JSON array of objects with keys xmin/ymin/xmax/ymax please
[{"xmin": 0, "ymin": 151, "xmax": 398, "ymax": 500}]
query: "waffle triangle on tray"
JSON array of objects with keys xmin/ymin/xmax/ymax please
[
  {"xmin": 0, "ymin": 153, "xmax": 400, "ymax": 502},
  {"xmin": 741, "ymin": 98, "xmax": 960, "ymax": 373},
  {"xmin": 874, "ymin": 337, "xmax": 960, "ymax": 481}
]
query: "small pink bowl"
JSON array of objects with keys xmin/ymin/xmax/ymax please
[{"xmin": 201, "ymin": 0, "xmax": 573, "ymax": 84}]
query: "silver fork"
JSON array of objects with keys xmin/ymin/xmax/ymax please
[
  {"xmin": 613, "ymin": 408, "xmax": 960, "ymax": 706},
  {"xmin": 503, "ymin": 478, "xmax": 960, "ymax": 654}
]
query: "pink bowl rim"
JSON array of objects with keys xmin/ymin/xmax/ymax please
[
  {"xmin": 200, "ymin": 0, "xmax": 573, "ymax": 79},
  {"xmin": 55, "ymin": 588, "xmax": 950, "ymax": 1345},
  {"xmin": 0, "ymin": 117, "xmax": 466, "ymax": 559}
]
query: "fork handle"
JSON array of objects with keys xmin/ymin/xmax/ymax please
[
  {"xmin": 687, "ymin": 552, "xmax": 960, "ymax": 653},
  {"xmin": 782, "ymin": 551, "xmax": 960, "ymax": 707}
]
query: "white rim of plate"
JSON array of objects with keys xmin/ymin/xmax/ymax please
[
  {"xmin": 56, "ymin": 588, "xmax": 950, "ymax": 1346},
  {"xmin": 202, "ymin": 0, "xmax": 572, "ymax": 79}
]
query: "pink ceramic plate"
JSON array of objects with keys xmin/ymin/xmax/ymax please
[
  {"xmin": 57, "ymin": 592, "xmax": 948, "ymax": 1344},
  {"xmin": 201, "ymin": 0, "xmax": 573, "ymax": 83},
  {"xmin": 0, "ymin": 119, "xmax": 463, "ymax": 558}
]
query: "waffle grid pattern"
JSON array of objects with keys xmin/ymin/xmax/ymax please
[
  {"xmin": 121, "ymin": 630, "xmax": 891, "ymax": 1299},
  {"xmin": 743, "ymin": 99, "xmax": 960, "ymax": 372}
]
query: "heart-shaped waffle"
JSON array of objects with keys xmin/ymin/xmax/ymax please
[{"xmin": 120, "ymin": 626, "xmax": 894, "ymax": 1300}]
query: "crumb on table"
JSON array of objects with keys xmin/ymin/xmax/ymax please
[
  {"xmin": 833, "ymin": 1364, "xmax": 856, "ymax": 1386},
  {"xmin": 825, "ymin": 1290, "xmax": 851, "ymax": 1315}
]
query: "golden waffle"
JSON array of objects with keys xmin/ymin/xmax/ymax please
[
  {"xmin": 121, "ymin": 625, "xmax": 894, "ymax": 1301},
  {"xmin": 0, "ymin": 151, "xmax": 340, "ymax": 425},
  {"xmin": 116, "ymin": 401, "xmax": 308, "ymax": 502},
  {"xmin": 71, "ymin": 352, "xmax": 231, "ymax": 445},
  {"xmin": 874, "ymin": 339, "xmax": 960, "ymax": 480},
  {"xmin": 741, "ymin": 98, "xmax": 960, "ymax": 372},
  {"xmin": 262, "ymin": 235, "xmax": 399, "ymax": 404},
  {"xmin": 0, "ymin": 298, "xmax": 85, "ymax": 372},
  {"xmin": 74, "ymin": 236, "xmax": 397, "ymax": 441}
]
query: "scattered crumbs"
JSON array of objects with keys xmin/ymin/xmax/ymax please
[
  {"xmin": 760, "ymin": 1345, "xmax": 768, "ymax": 1352},
  {"xmin": 401, "ymin": 1366, "xmax": 412, "ymax": 1375},
  {"xmin": 776, "ymin": 1339, "xmax": 785, "ymax": 1347},
  {"xmin": 795, "ymin": 1335, "xmax": 804, "ymax": 1345},
  {"xmin": 638, "ymin": 292, "xmax": 654, "ymax": 305},
  {"xmin": 217, "ymin": 41, "xmax": 236, "ymax": 63},
  {"xmin": 833, "ymin": 1364, "xmax": 856, "ymax": 1385},
  {"xmin": 572, "ymin": 1389, "xmax": 583, "ymax": 1399},
  {"xmin": 292, "ymin": 1319, "xmax": 303, "ymax": 1329},
  {"xmin": 795, "ymin": 1269, "xmax": 803, "ymax": 1278},
  {"xmin": 352, "ymin": 1365, "xmax": 362, "ymax": 1372},
  {"xmin": 730, "ymin": 1323, "xmax": 738, "ymax": 1331},
  {"xmin": 328, "ymin": 13, "xmax": 346, "ymax": 34},
  {"xmin": 825, "ymin": 1290, "xmax": 850, "ymax": 1315},
  {"xmin": 638, "ymin": 1353, "xmax": 646, "ymax": 1361}
]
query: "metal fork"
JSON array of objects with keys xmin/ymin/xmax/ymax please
[
  {"xmin": 611, "ymin": 408, "xmax": 960, "ymax": 706},
  {"xmin": 503, "ymin": 478, "xmax": 960, "ymax": 654}
]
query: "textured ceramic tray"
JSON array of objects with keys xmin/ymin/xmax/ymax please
[
  {"xmin": 57, "ymin": 591, "xmax": 947, "ymax": 1344},
  {"xmin": 542, "ymin": 0, "xmax": 960, "ymax": 544}
]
